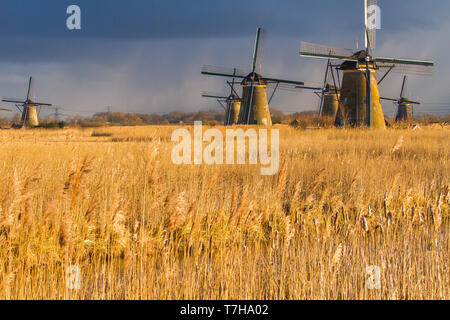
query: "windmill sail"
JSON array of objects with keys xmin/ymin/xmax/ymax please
[
  {"xmin": 201, "ymin": 66, "xmax": 247, "ymax": 79},
  {"xmin": 380, "ymin": 97, "xmax": 399, "ymax": 102},
  {"xmin": 26, "ymin": 77, "xmax": 34, "ymax": 101},
  {"xmin": 201, "ymin": 92, "xmax": 229, "ymax": 100},
  {"xmin": 318, "ymin": 61, "xmax": 332, "ymax": 115},
  {"xmin": 252, "ymin": 28, "xmax": 267, "ymax": 74},
  {"xmin": 32, "ymin": 102, "xmax": 53, "ymax": 106},
  {"xmin": 202, "ymin": 65, "xmax": 306, "ymax": 86},
  {"xmin": 2, "ymin": 97, "xmax": 26, "ymax": 104},
  {"xmin": 400, "ymin": 75, "xmax": 407, "ymax": 97},
  {"xmin": 375, "ymin": 57, "xmax": 434, "ymax": 76},
  {"xmin": 262, "ymin": 77, "xmax": 305, "ymax": 86},
  {"xmin": 266, "ymin": 82, "xmax": 321, "ymax": 93},
  {"xmin": 300, "ymin": 42, "xmax": 356, "ymax": 61},
  {"xmin": 365, "ymin": 0, "xmax": 378, "ymax": 49}
]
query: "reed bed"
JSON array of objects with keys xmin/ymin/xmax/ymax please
[{"xmin": 0, "ymin": 125, "xmax": 448, "ymax": 300}]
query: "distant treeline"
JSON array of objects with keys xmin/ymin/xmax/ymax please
[
  {"xmin": 70, "ymin": 109, "xmax": 309, "ymax": 126},
  {"xmin": 0, "ymin": 109, "xmax": 448, "ymax": 128},
  {"xmin": 69, "ymin": 109, "xmax": 448, "ymax": 127}
]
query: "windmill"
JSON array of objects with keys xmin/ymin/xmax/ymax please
[
  {"xmin": 2, "ymin": 77, "xmax": 52, "ymax": 128},
  {"xmin": 300, "ymin": 0, "xmax": 434, "ymax": 128},
  {"xmin": 202, "ymin": 28, "xmax": 308, "ymax": 126},
  {"xmin": 316, "ymin": 60, "xmax": 341, "ymax": 118},
  {"xmin": 202, "ymin": 69, "xmax": 242, "ymax": 125},
  {"xmin": 380, "ymin": 76, "xmax": 420, "ymax": 123}
]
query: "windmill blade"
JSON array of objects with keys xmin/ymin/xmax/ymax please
[
  {"xmin": 227, "ymin": 80, "xmax": 241, "ymax": 99},
  {"xmin": 380, "ymin": 97, "xmax": 399, "ymax": 102},
  {"xmin": 217, "ymin": 100, "xmax": 227, "ymax": 111},
  {"xmin": 263, "ymin": 77, "xmax": 305, "ymax": 86},
  {"xmin": 375, "ymin": 57, "xmax": 434, "ymax": 76},
  {"xmin": 324, "ymin": 60, "xmax": 332, "ymax": 86},
  {"xmin": 267, "ymin": 82, "xmax": 295, "ymax": 93},
  {"xmin": 365, "ymin": 0, "xmax": 378, "ymax": 50},
  {"xmin": 266, "ymin": 82, "xmax": 321, "ymax": 93},
  {"xmin": 252, "ymin": 28, "xmax": 267, "ymax": 74},
  {"xmin": 300, "ymin": 41, "xmax": 356, "ymax": 61},
  {"xmin": 400, "ymin": 76, "xmax": 407, "ymax": 98},
  {"xmin": 2, "ymin": 97, "xmax": 25, "ymax": 104},
  {"xmin": 377, "ymin": 63, "xmax": 434, "ymax": 76},
  {"xmin": 32, "ymin": 102, "xmax": 53, "ymax": 106},
  {"xmin": 401, "ymin": 98, "xmax": 421, "ymax": 105},
  {"xmin": 0, "ymin": 107, "xmax": 13, "ymax": 112},
  {"xmin": 294, "ymin": 84, "xmax": 323, "ymax": 91},
  {"xmin": 228, "ymin": 68, "xmax": 241, "ymax": 98},
  {"xmin": 26, "ymin": 77, "xmax": 34, "ymax": 101},
  {"xmin": 364, "ymin": 27, "xmax": 373, "ymax": 52},
  {"xmin": 245, "ymin": 85, "xmax": 255, "ymax": 124},
  {"xmin": 318, "ymin": 60, "xmax": 331, "ymax": 116},
  {"xmin": 201, "ymin": 65, "xmax": 247, "ymax": 79},
  {"xmin": 201, "ymin": 92, "xmax": 229, "ymax": 100}
]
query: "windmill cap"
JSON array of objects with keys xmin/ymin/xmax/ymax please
[
  {"xmin": 241, "ymin": 72, "xmax": 267, "ymax": 85},
  {"xmin": 353, "ymin": 50, "xmax": 371, "ymax": 60},
  {"xmin": 339, "ymin": 51, "xmax": 375, "ymax": 70}
]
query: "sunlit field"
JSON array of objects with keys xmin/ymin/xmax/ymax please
[{"xmin": 0, "ymin": 125, "xmax": 448, "ymax": 299}]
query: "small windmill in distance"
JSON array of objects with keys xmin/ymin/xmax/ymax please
[
  {"xmin": 316, "ymin": 60, "xmax": 341, "ymax": 118},
  {"xmin": 202, "ymin": 69, "xmax": 243, "ymax": 125},
  {"xmin": 381, "ymin": 76, "xmax": 420, "ymax": 123},
  {"xmin": 2, "ymin": 77, "xmax": 53, "ymax": 128}
]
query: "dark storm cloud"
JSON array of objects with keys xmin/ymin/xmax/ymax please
[
  {"xmin": 0, "ymin": 0, "xmax": 448, "ymax": 64},
  {"xmin": 3, "ymin": 0, "xmax": 344, "ymax": 39},
  {"xmin": 1, "ymin": 0, "xmax": 447, "ymax": 39},
  {"xmin": 0, "ymin": 0, "xmax": 448, "ymax": 115}
]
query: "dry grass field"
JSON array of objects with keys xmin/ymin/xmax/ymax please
[{"xmin": 0, "ymin": 125, "xmax": 448, "ymax": 300}]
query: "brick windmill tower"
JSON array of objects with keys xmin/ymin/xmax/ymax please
[{"xmin": 381, "ymin": 76, "xmax": 420, "ymax": 122}]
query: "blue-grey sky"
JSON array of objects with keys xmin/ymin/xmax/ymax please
[{"xmin": 0, "ymin": 0, "xmax": 448, "ymax": 117}]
